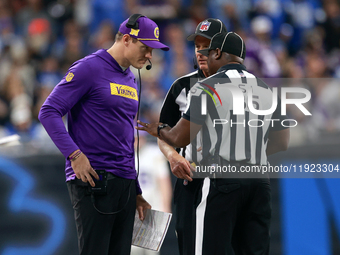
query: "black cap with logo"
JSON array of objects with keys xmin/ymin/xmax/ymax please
[
  {"xmin": 198, "ymin": 32, "xmax": 246, "ymax": 59},
  {"xmin": 187, "ymin": 18, "xmax": 227, "ymax": 41}
]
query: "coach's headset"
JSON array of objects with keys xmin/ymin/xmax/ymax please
[
  {"xmin": 126, "ymin": 13, "xmax": 152, "ymax": 70},
  {"xmin": 90, "ymin": 14, "xmax": 151, "ymax": 215}
]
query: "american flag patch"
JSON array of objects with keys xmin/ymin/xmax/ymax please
[{"xmin": 199, "ymin": 21, "xmax": 211, "ymax": 32}]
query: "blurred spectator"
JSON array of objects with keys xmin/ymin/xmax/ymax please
[
  {"xmin": 244, "ymin": 16, "xmax": 281, "ymax": 78},
  {"xmin": 303, "ymin": 55, "xmax": 340, "ymax": 135},
  {"xmin": 320, "ymin": 0, "xmax": 340, "ymax": 53},
  {"xmin": 0, "ymin": 0, "xmax": 14, "ymax": 43},
  {"xmin": 46, "ymin": 0, "xmax": 74, "ymax": 37},
  {"xmin": 74, "ymin": 0, "xmax": 92, "ymax": 28},
  {"xmin": 60, "ymin": 31, "xmax": 84, "ymax": 69},
  {"xmin": 15, "ymin": 0, "xmax": 52, "ymax": 36},
  {"xmin": 280, "ymin": 58, "xmax": 311, "ymax": 145},
  {"xmin": 90, "ymin": 0, "xmax": 127, "ymax": 32},
  {"xmin": 88, "ymin": 20, "xmax": 115, "ymax": 51},
  {"xmin": 125, "ymin": 0, "xmax": 179, "ymax": 55},
  {"xmin": 282, "ymin": 0, "xmax": 323, "ymax": 55},
  {"xmin": 0, "ymin": 38, "xmax": 36, "ymax": 102},
  {"xmin": 303, "ymin": 28, "xmax": 325, "ymax": 56},
  {"xmin": 140, "ymin": 77, "xmax": 166, "ymax": 124},
  {"xmin": 309, "ymin": 78, "xmax": 340, "ymax": 134},
  {"xmin": 0, "ymin": 0, "xmax": 22, "ymax": 60},
  {"xmin": 188, "ymin": 2, "xmax": 209, "ymax": 25},
  {"xmin": 1, "ymin": 71, "xmax": 35, "ymax": 140},
  {"xmin": 281, "ymin": 57, "xmax": 303, "ymax": 79},
  {"xmin": 162, "ymin": 23, "xmax": 190, "ymax": 91},
  {"xmin": 208, "ymin": 0, "xmax": 251, "ymax": 30},
  {"xmin": 34, "ymin": 56, "xmax": 61, "ymax": 118},
  {"xmin": 295, "ymin": 28, "xmax": 326, "ymax": 77},
  {"xmin": 26, "ymin": 17, "xmax": 52, "ymax": 62},
  {"xmin": 273, "ymin": 23, "xmax": 294, "ymax": 64},
  {"xmin": 53, "ymin": 19, "xmax": 85, "ymax": 72},
  {"xmin": 8, "ymin": 0, "xmax": 26, "ymax": 15},
  {"xmin": 250, "ymin": 0, "xmax": 285, "ymax": 38},
  {"xmin": 126, "ymin": 0, "xmax": 180, "ymax": 20}
]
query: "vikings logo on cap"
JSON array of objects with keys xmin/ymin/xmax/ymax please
[
  {"xmin": 199, "ymin": 21, "xmax": 211, "ymax": 32},
  {"xmin": 130, "ymin": 28, "xmax": 140, "ymax": 36},
  {"xmin": 154, "ymin": 27, "xmax": 159, "ymax": 39}
]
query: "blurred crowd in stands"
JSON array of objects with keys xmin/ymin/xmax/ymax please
[{"xmin": 0, "ymin": 0, "xmax": 340, "ymax": 152}]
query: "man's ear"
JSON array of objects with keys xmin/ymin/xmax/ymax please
[
  {"xmin": 123, "ymin": 34, "xmax": 131, "ymax": 46},
  {"xmin": 215, "ymin": 48, "xmax": 222, "ymax": 60}
]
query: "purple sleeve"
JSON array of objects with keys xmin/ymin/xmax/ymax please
[
  {"xmin": 38, "ymin": 61, "xmax": 93, "ymax": 158},
  {"xmin": 39, "ymin": 105, "xmax": 79, "ymax": 158}
]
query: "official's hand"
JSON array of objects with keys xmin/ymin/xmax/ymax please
[
  {"xmin": 71, "ymin": 153, "xmax": 99, "ymax": 187},
  {"xmin": 169, "ymin": 152, "xmax": 194, "ymax": 181},
  {"xmin": 135, "ymin": 120, "xmax": 160, "ymax": 137},
  {"xmin": 136, "ymin": 195, "xmax": 151, "ymax": 221}
]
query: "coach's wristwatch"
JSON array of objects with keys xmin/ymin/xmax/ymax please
[{"xmin": 157, "ymin": 124, "xmax": 169, "ymax": 137}]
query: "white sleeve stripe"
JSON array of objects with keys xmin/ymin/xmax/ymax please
[
  {"xmin": 175, "ymin": 87, "xmax": 188, "ymax": 114},
  {"xmin": 160, "ymin": 70, "xmax": 198, "ymax": 110}
]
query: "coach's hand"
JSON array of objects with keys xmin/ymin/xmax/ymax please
[
  {"xmin": 169, "ymin": 152, "xmax": 194, "ymax": 181},
  {"xmin": 71, "ymin": 152, "xmax": 99, "ymax": 187},
  {"xmin": 136, "ymin": 195, "xmax": 151, "ymax": 221}
]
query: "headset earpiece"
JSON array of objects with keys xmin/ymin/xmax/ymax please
[{"xmin": 126, "ymin": 14, "xmax": 145, "ymax": 29}]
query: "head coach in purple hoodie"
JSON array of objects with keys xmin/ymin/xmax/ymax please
[{"xmin": 39, "ymin": 14, "xmax": 169, "ymax": 255}]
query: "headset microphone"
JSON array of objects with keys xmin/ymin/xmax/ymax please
[
  {"xmin": 146, "ymin": 59, "xmax": 152, "ymax": 70},
  {"xmin": 193, "ymin": 57, "xmax": 198, "ymax": 69}
]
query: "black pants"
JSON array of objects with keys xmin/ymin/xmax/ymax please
[
  {"xmin": 174, "ymin": 178, "xmax": 205, "ymax": 255},
  {"xmin": 174, "ymin": 177, "xmax": 271, "ymax": 255},
  {"xmin": 67, "ymin": 176, "xmax": 136, "ymax": 255}
]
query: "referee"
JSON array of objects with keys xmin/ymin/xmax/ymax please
[
  {"xmin": 158, "ymin": 18, "xmax": 227, "ymax": 255},
  {"xmin": 137, "ymin": 31, "xmax": 290, "ymax": 254}
]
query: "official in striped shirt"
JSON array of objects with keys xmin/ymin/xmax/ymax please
[
  {"xmin": 158, "ymin": 18, "xmax": 227, "ymax": 255},
  {"xmin": 137, "ymin": 31, "xmax": 290, "ymax": 255}
]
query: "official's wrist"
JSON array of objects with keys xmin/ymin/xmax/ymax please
[
  {"xmin": 157, "ymin": 124, "xmax": 169, "ymax": 137},
  {"xmin": 167, "ymin": 150, "xmax": 178, "ymax": 161}
]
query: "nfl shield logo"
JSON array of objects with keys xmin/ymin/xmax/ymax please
[{"xmin": 199, "ymin": 21, "xmax": 211, "ymax": 32}]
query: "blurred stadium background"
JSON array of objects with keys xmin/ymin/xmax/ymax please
[{"xmin": 0, "ymin": 0, "xmax": 339, "ymax": 254}]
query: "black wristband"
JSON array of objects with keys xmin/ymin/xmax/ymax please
[{"xmin": 157, "ymin": 124, "xmax": 169, "ymax": 137}]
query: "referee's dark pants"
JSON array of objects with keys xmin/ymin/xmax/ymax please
[
  {"xmin": 175, "ymin": 177, "xmax": 271, "ymax": 255},
  {"xmin": 67, "ymin": 175, "xmax": 136, "ymax": 255},
  {"xmin": 174, "ymin": 178, "xmax": 205, "ymax": 254}
]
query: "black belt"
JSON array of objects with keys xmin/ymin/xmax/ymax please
[{"xmin": 199, "ymin": 155, "xmax": 251, "ymax": 167}]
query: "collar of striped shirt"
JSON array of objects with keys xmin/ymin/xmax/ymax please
[{"xmin": 217, "ymin": 63, "xmax": 247, "ymax": 73}]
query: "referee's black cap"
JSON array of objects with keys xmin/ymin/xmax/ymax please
[
  {"xmin": 187, "ymin": 18, "xmax": 227, "ymax": 41},
  {"xmin": 198, "ymin": 32, "xmax": 246, "ymax": 59}
]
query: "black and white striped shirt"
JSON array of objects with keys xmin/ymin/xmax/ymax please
[
  {"xmin": 183, "ymin": 64, "xmax": 287, "ymax": 165},
  {"xmin": 160, "ymin": 69, "xmax": 206, "ymax": 164}
]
